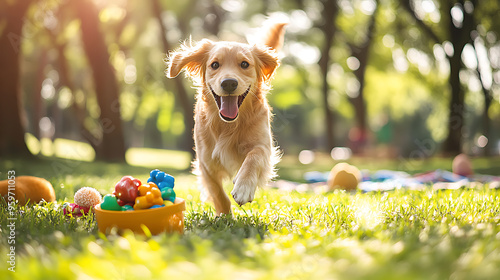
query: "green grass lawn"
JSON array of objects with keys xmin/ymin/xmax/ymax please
[{"xmin": 1, "ymin": 154, "xmax": 500, "ymax": 279}]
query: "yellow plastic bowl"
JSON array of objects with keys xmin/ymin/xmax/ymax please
[{"xmin": 94, "ymin": 198, "xmax": 185, "ymax": 235}]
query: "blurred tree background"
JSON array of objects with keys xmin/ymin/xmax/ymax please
[{"xmin": 0, "ymin": 0, "xmax": 499, "ymax": 163}]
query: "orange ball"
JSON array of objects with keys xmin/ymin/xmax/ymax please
[
  {"xmin": 0, "ymin": 176, "xmax": 55, "ymax": 205},
  {"xmin": 327, "ymin": 163, "xmax": 361, "ymax": 191}
]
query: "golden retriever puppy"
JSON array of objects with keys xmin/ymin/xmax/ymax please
[{"xmin": 166, "ymin": 23, "xmax": 286, "ymax": 215}]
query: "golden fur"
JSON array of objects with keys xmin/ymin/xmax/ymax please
[{"xmin": 166, "ymin": 23, "xmax": 286, "ymax": 215}]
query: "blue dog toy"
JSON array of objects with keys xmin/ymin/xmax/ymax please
[{"xmin": 148, "ymin": 169, "xmax": 175, "ymax": 190}]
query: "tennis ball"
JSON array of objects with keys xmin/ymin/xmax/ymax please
[{"xmin": 327, "ymin": 162, "xmax": 361, "ymax": 191}]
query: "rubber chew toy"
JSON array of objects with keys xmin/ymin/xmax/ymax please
[
  {"xmin": 113, "ymin": 176, "xmax": 141, "ymax": 206},
  {"xmin": 161, "ymin": 187, "xmax": 176, "ymax": 203},
  {"xmin": 134, "ymin": 183, "xmax": 164, "ymax": 210},
  {"xmin": 0, "ymin": 176, "xmax": 55, "ymax": 205},
  {"xmin": 100, "ymin": 194, "xmax": 123, "ymax": 211},
  {"xmin": 148, "ymin": 169, "xmax": 174, "ymax": 190}
]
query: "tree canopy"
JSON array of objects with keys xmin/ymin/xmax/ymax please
[{"xmin": 0, "ymin": 0, "xmax": 499, "ymax": 160}]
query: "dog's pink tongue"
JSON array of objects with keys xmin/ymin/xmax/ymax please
[{"xmin": 220, "ymin": 96, "xmax": 238, "ymax": 119}]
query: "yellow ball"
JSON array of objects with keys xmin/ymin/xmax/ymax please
[
  {"xmin": 164, "ymin": 200, "xmax": 174, "ymax": 206},
  {"xmin": 327, "ymin": 162, "xmax": 361, "ymax": 191}
]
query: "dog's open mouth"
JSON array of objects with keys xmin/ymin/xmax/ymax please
[{"xmin": 210, "ymin": 85, "xmax": 251, "ymax": 122}]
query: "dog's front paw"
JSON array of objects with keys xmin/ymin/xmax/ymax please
[{"xmin": 231, "ymin": 180, "xmax": 256, "ymax": 206}]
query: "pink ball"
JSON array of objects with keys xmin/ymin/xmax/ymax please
[{"xmin": 452, "ymin": 154, "xmax": 474, "ymax": 177}]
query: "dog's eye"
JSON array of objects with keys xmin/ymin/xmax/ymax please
[
  {"xmin": 241, "ymin": 61, "xmax": 249, "ymax": 69},
  {"xmin": 211, "ymin": 62, "xmax": 219, "ymax": 70}
]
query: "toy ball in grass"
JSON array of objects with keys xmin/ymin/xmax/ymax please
[
  {"xmin": 327, "ymin": 162, "xmax": 361, "ymax": 191},
  {"xmin": 452, "ymin": 153, "xmax": 473, "ymax": 177},
  {"xmin": 63, "ymin": 187, "xmax": 102, "ymax": 216},
  {"xmin": 0, "ymin": 176, "xmax": 55, "ymax": 205},
  {"xmin": 74, "ymin": 187, "xmax": 102, "ymax": 209}
]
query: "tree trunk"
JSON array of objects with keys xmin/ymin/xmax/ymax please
[
  {"xmin": 151, "ymin": 0, "xmax": 195, "ymax": 157},
  {"xmin": 482, "ymin": 95, "xmax": 492, "ymax": 156},
  {"xmin": 74, "ymin": 0, "xmax": 126, "ymax": 162},
  {"xmin": 442, "ymin": 1, "xmax": 474, "ymax": 156},
  {"xmin": 400, "ymin": 0, "xmax": 472, "ymax": 156},
  {"xmin": 470, "ymin": 1, "xmax": 492, "ymax": 157},
  {"xmin": 442, "ymin": 51, "xmax": 464, "ymax": 156},
  {"xmin": 49, "ymin": 27, "xmax": 97, "ymax": 147},
  {"xmin": 318, "ymin": 0, "xmax": 339, "ymax": 152},
  {"xmin": 348, "ymin": 0, "xmax": 379, "ymax": 153},
  {"xmin": 0, "ymin": 1, "xmax": 34, "ymax": 158},
  {"xmin": 473, "ymin": 33, "xmax": 493, "ymax": 156}
]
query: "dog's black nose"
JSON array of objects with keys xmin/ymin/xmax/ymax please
[{"xmin": 221, "ymin": 78, "xmax": 238, "ymax": 93}]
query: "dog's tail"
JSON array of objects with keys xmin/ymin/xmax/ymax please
[{"xmin": 260, "ymin": 21, "xmax": 287, "ymax": 52}]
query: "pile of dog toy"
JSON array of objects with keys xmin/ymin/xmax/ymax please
[
  {"xmin": 100, "ymin": 169, "xmax": 176, "ymax": 211},
  {"xmin": 61, "ymin": 169, "xmax": 176, "ymax": 216}
]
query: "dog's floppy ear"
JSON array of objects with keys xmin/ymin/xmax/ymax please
[
  {"xmin": 166, "ymin": 39, "xmax": 214, "ymax": 79},
  {"xmin": 252, "ymin": 45, "xmax": 279, "ymax": 84}
]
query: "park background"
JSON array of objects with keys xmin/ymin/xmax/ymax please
[
  {"xmin": 1, "ymin": 0, "xmax": 499, "ymax": 165},
  {"xmin": 1, "ymin": 0, "xmax": 500, "ymax": 279}
]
